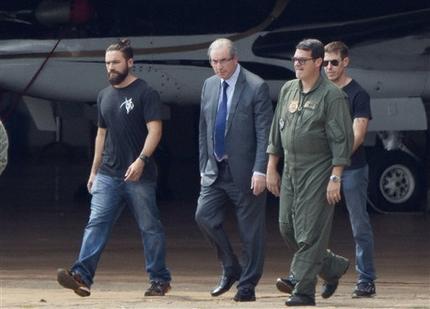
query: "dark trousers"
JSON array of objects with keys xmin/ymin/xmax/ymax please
[{"xmin": 195, "ymin": 161, "xmax": 266, "ymax": 289}]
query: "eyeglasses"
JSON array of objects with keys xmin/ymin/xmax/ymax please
[
  {"xmin": 292, "ymin": 57, "xmax": 314, "ymax": 65},
  {"xmin": 210, "ymin": 57, "xmax": 233, "ymax": 66},
  {"xmin": 323, "ymin": 59, "xmax": 340, "ymax": 67}
]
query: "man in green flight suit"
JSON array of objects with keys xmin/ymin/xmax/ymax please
[{"xmin": 266, "ymin": 39, "xmax": 353, "ymax": 307}]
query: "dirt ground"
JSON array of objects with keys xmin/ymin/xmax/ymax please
[{"xmin": 1, "ymin": 197, "xmax": 429, "ymax": 309}]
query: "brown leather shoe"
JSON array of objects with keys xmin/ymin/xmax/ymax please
[
  {"xmin": 57, "ymin": 268, "xmax": 91, "ymax": 297},
  {"xmin": 144, "ymin": 281, "xmax": 171, "ymax": 296}
]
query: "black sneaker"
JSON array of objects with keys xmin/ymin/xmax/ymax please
[
  {"xmin": 144, "ymin": 281, "xmax": 171, "ymax": 296},
  {"xmin": 352, "ymin": 281, "xmax": 376, "ymax": 298},
  {"xmin": 57, "ymin": 268, "xmax": 91, "ymax": 297}
]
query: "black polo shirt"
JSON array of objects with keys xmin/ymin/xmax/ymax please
[{"xmin": 343, "ymin": 79, "xmax": 372, "ymax": 170}]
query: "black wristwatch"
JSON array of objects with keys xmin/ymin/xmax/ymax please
[{"xmin": 139, "ymin": 154, "xmax": 150, "ymax": 164}]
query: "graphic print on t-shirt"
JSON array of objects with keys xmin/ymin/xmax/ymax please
[{"xmin": 120, "ymin": 97, "xmax": 134, "ymax": 114}]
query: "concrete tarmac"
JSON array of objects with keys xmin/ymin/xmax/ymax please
[
  {"xmin": 0, "ymin": 160, "xmax": 429, "ymax": 308},
  {"xmin": 1, "ymin": 201, "xmax": 430, "ymax": 308}
]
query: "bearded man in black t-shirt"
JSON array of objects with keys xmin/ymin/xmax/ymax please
[
  {"xmin": 57, "ymin": 39, "xmax": 172, "ymax": 297},
  {"xmin": 324, "ymin": 41, "xmax": 376, "ymax": 298}
]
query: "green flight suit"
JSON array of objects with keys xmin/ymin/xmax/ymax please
[
  {"xmin": 0, "ymin": 120, "xmax": 8, "ymax": 175},
  {"xmin": 267, "ymin": 76, "xmax": 353, "ymax": 297}
]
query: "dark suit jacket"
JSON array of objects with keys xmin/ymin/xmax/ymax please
[{"xmin": 199, "ymin": 66, "xmax": 273, "ymax": 193}]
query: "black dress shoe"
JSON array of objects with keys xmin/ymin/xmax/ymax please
[
  {"xmin": 285, "ymin": 294, "xmax": 315, "ymax": 306},
  {"xmin": 321, "ymin": 280, "xmax": 339, "ymax": 299},
  {"xmin": 210, "ymin": 276, "xmax": 238, "ymax": 296},
  {"xmin": 276, "ymin": 275, "xmax": 297, "ymax": 294},
  {"xmin": 233, "ymin": 287, "xmax": 256, "ymax": 302},
  {"xmin": 321, "ymin": 259, "xmax": 350, "ymax": 299}
]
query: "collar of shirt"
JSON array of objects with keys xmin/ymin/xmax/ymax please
[
  {"xmin": 299, "ymin": 74, "xmax": 323, "ymax": 95},
  {"xmin": 218, "ymin": 64, "xmax": 241, "ymax": 115}
]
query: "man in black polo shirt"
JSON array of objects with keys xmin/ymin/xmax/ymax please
[
  {"xmin": 324, "ymin": 41, "xmax": 376, "ymax": 298},
  {"xmin": 57, "ymin": 39, "xmax": 171, "ymax": 297}
]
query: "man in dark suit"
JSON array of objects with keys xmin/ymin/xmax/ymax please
[{"xmin": 195, "ymin": 38, "xmax": 273, "ymax": 302}]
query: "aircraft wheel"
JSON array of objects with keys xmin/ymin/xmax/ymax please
[{"xmin": 368, "ymin": 150, "xmax": 424, "ymax": 212}]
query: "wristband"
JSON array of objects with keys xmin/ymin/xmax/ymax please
[{"xmin": 139, "ymin": 154, "xmax": 150, "ymax": 164}]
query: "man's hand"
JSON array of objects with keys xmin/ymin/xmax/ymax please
[
  {"xmin": 266, "ymin": 169, "xmax": 281, "ymax": 197},
  {"xmin": 251, "ymin": 174, "xmax": 266, "ymax": 196},
  {"xmin": 326, "ymin": 181, "xmax": 341, "ymax": 205},
  {"xmin": 124, "ymin": 159, "xmax": 145, "ymax": 182},
  {"xmin": 87, "ymin": 172, "xmax": 97, "ymax": 193}
]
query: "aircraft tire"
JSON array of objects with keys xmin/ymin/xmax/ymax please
[{"xmin": 368, "ymin": 150, "xmax": 425, "ymax": 212}]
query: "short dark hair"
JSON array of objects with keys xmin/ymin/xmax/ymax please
[
  {"xmin": 296, "ymin": 38, "xmax": 324, "ymax": 60},
  {"xmin": 106, "ymin": 38, "xmax": 133, "ymax": 60},
  {"xmin": 325, "ymin": 41, "xmax": 349, "ymax": 59}
]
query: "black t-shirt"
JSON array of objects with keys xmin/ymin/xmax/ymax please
[
  {"xmin": 97, "ymin": 78, "xmax": 162, "ymax": 181},
  {"xmin": 343, "ymin": 79, "xmax": 372, "ymax": 170}
]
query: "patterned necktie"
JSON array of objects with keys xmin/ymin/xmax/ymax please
[{"xmin": 214, "ymin": 81, "xmax": 229, "ymax": 161}]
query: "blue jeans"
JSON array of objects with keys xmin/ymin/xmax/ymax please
[
  {"xmin": 342, "ymin": 165, "xmax": 376, "ymax": 283},
  {"xmin": 71, "ymin": 173, "xmax": 171, "ymax": 287}
]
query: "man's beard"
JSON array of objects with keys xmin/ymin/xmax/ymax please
[{"xmin": 108, "ymin": 68, "xmax": 128, "ymax": 85}]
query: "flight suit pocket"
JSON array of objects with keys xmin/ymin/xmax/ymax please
[
  {"xmin": 302, "ymin": 107, "xmax": 315, "ymax": 122},
  {"xmin": 301, "ymin": 101, "xmax": 318, "ymax": 125}
]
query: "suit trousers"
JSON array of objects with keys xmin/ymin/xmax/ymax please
[{"xmin": 195, "ymin": 161, "xmax": 266, "ymax": 289}]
